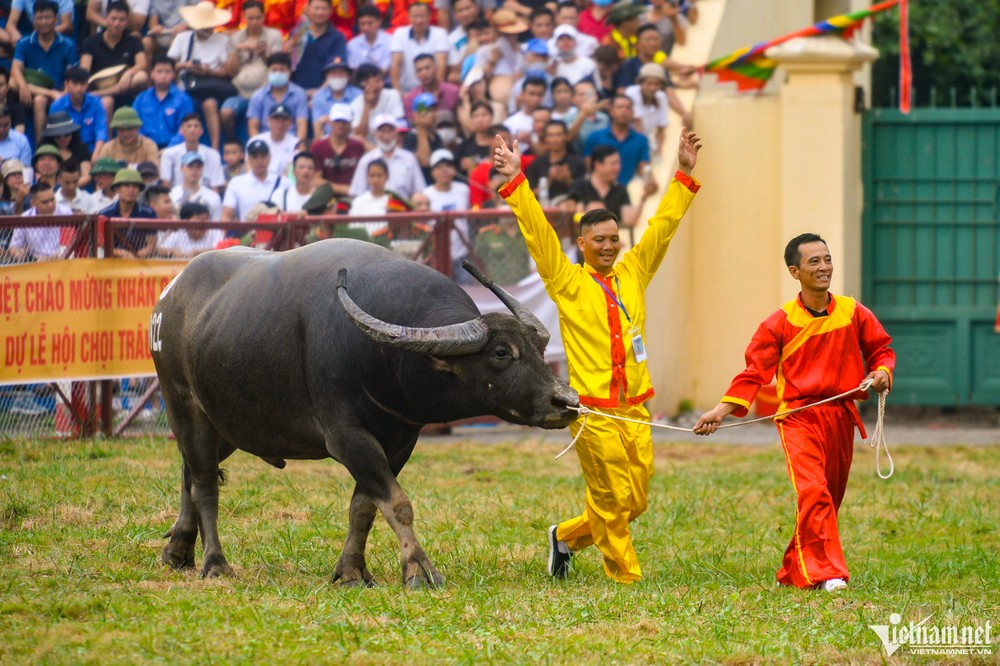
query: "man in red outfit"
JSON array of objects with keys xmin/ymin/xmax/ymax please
[{"xmin": 694, "ymin": 233, "xmax": 895, "ymax": 592}]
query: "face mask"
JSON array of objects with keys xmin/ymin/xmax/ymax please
[
  {"xmin": 437, "ymin": 127, "xmax": 457, "ymax": 145},
  {"xmin": 327, "ymin": 77, "xmax": 348, "ymax": 92},
  {"xmin": 269, "ymin": 71, "xmax": 290, "ymax": 88},
  {"xmin": 377, "ymin": 139, "xmax": 396, "ymax": 153},
  {"xmin": 559, "ymin": 49, "xmax": 575, "ymax": 61}
]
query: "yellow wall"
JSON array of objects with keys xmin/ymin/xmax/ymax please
[{"xmin": 641, "ymin": 0, "xmax": 877, "ymax": 415}]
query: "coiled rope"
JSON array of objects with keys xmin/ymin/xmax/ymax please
[{"xmin": 556, "ymin": 379, "xmax": 893, "ymax": 479}]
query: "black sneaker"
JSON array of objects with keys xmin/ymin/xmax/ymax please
[{"xmin": 547, "ymin": 525, "xmax": 571, "ymax": 579}]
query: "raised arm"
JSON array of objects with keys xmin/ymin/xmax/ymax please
[{"xmin": 494, "ymin": 135, "xmax": 574, "ymax": 289}]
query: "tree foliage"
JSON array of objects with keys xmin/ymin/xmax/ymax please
[{"xmin": 871, "ymin": 0, "xmax": 1000, "ymax": 108}]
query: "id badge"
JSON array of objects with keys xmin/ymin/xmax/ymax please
[{"xmin": 629, "ymin": 326, "xmax": 647, "ymax": 363}]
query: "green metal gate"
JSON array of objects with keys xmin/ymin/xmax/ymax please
[{"xmin": 862, "ymin": 108, "xmax": 1000, "ymax": 406}]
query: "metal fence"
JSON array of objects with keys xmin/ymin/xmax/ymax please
[{"xmin": 1, "ymin": 208, "xmax": 574, "ymax": 440}]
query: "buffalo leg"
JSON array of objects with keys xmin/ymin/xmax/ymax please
[
  {"xmin": 168, "ymin": 409, "xmax": 236, "ymax": 578},
  {"xmin": 162, "ymin": 463, "xmax": 197, "ymax": 569},
  {"xmin": 331, "ymin": 430, "xmax": 443, "ymax": 589},
  {"xmin": 331, "ymin": 487, "xmax": 377, "ymax": 587}
]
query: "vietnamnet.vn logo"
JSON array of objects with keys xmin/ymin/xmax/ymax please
[{"xmin": 869, "ymin": 613, "xmax": 994, "ymax": 656}]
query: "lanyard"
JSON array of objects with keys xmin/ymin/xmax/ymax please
[{"xmin": 591, "ymin": 274, "xmax": 631, "ymax": 323}]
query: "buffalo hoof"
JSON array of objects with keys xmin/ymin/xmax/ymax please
[
  {"xmin": 334, "ymin": 576, "xmax": 377, "ymax": 589},
  {"xmin": 404, "ymin": 561, "xmax": 445, "ymax": 589},
  {"xmin": 201, "ymin": 555, "xmax": 236, "ymax": 578},
  {"xmin": 161, "ymin": 545, "xmax": 195, "ymax": 570}
]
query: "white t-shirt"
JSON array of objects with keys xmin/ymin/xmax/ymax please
[
  {"xmin": 503, "ymin": 111, "xmax": 535, "ymax": 138},
  {"xmin": 349, "ymin": 147, "xmax": 427, "ymax": 199},
  {"xmin": 422, "ymin": 182, "xmax": 470, "ymax": 260},
  {"xmin": 170, "ymin": 184, "xmax": 223, "ymax": 220},
  {"xmin": 222, "ymin": 171, "xmax": 283, "ymax": 220},
  {"xmin": 88, "ymin": 191, "xmax": 117, "ymax": 213},
  {"xmin": 390, "ymin": 26, "xmax": 449, "ymax": 92},
  {"xmin": 348, "ymin": 191, "xmax": 389, "ymax": 235},
  {"xmin": 248, "ymin": 132, "xmax": 300, "ymax": 178},
  {"xmin": 555, "ymin": 56, "xmax": 596, "ymax": 85},
  {"xmin": 158, "ymin": 228, "xmax": 225, "ymax": 256},
  {"xmin": 276, "ymin": 184, "xmax": 317, "ymax": 213},
  {"xmin": 55, "ymin": 188, "xmax": 92, "ymax": 215},
  {"xmin": 625, "ymin": 84, "xmax": 669, "ymax": 139},
  {"xmin": 160, "ymin": 143, "xmax": 226, "ymax": 189},
  {"xmin": 349, "ymin": 89, "xmax": 405, "ymax": 141},
  {"xmin": 167, "ymin": 31, "xmax": 233, "ymax": 71}
]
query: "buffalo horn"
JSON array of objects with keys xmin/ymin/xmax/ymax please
[
  {"xmin": 462, "ymin": 260, "xmax": 551, "ymax": 347},
  {"xmin": 337, "ymin": 269, "xmax": 489, "ymax": 356}
]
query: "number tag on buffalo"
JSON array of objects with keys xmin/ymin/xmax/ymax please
[{"xmin": 629, "ymin": 326, "xmax": 646, "ymax": 363}]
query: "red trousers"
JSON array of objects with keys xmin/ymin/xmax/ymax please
[{"xmin": 775, "ymin": 404, "xmax": 856, "ymax": 588}]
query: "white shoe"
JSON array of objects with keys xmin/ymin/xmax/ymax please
[{"xmin": 820, "ymin": 578, "xmax": 847, "ymax": 592}]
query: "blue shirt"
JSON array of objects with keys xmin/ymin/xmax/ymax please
[
  {"xmin": 13, "ymin": 32, "xmax": 78, "ymax": 89},
  {"xmin": 49, "ymin": 93, "xmax": 109, "ymax": 152},
  {"xmin": 99, "ymin": 200, "xmax": 157, "ymax": 253},
  {"xmin": 291, "ymin": 26, "xmax": 347, "ymax": 90},
  {"xmin": 247, "ymin": 82, "xmax": 310, "ymax": 132},
  {"xmin": 310, "ymin": 84, "xmax": 361, "ymax": 126},
  {"xmin": 584, "ymin": 127, "xmax": 651, "ymax": 185},
  {"xmin": 133, "ymin": 85, "xmax": 196, "ymax": 148},
  {"xmin": 12, "ymin": 0, "xmax": 74, "ymax": 20},
  {"xmin": 0, "ymin": 129, "xmax": 32, "ymax": 164}
]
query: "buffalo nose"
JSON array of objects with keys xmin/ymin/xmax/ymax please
[{"xmin": 554, "ymin": 382, "xmax": 579, "ymax": 408}]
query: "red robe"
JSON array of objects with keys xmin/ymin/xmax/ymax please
[{"xmin": 722, "ymin": 293, "xmax": 895, "ymax": 587}]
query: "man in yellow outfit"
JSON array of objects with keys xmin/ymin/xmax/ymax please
[{"xmin": 493, "ymin": 129, "xmax": 702, "ymax": 583}]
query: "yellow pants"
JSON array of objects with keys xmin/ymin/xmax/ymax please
[{"xmin": 555, "ymin": 403, "xmax": 653, "ymax": 583}]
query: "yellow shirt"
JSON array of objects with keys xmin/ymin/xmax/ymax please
[{"xmin": 499, "ymin": 171, "xmax": 699, "ymax": 408}]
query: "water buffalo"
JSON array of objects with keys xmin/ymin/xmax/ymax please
[{"xmin": 150, "ymin": 239, "xmax": 578, "ymax": 587}]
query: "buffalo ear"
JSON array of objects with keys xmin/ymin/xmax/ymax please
[{"xmin": 429, "ymin": 356, "xmax": 460, "ymax": 375}]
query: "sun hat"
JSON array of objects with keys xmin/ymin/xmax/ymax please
[
  {"xmin": 88, "ymin": 65, "xmax": 127, "ymax": 91},
  {"xmin": 553, "ymin": 24, "xmax": 579, "ymax": 41},
  {"xmin": 41, "ymin": 111, "xmax": 81, "ymax": 139},
  {"xmin": 32, "ymin": 144, "xmax": 63, "ymax": 166},
  {"xmin": 110, "ymin": 107, "xmax": 143, "ymax": 129},
  {"xmin": 637, "ymin": 62, "xmax": 668, "ymax": 84},
  {"xmin": 91, "ymin": 157, "xmax": 122, "ymax": 175},
  {"xmin": 178, "ymin": 0, "xmax": 232, "ymax": 30},
  {"xmin": 1, "ymin": 159, "xmax": 26, "ymax": 179},
  {"xmin": 322, "ymin": 56, "xmax": 351, "ymax": 73},
  {"xmin": 524, "ymin": 38, "xmax": 550, "ymax": 56},
  {"xmin": 110, "ymin": 168, "xmax": 145, "ymax": 189},
  {"xmin": 23, "ymin": 68, "xmax": 55, "ymax": 90},
  {"xmin": 607, "ymin": 1, "xmax": 645, "ymax": 24},
  {"xmin": 491, "ymin": 8, "xmax": 529, "ymax": 34}
]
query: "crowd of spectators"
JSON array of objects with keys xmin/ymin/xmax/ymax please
[{"xmin": 0, "ymin": 0, "xmax": 700, "ymax": 277}]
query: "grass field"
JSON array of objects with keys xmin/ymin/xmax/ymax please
[{"xmin": 1, "ymin": 433, "xmax": 997, "ymax": 664}]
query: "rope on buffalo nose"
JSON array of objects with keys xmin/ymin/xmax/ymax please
[{"xmin": 558, "ymin": 379, "xmax": 893, "ymax": 479}]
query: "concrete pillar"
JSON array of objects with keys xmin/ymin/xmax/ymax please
[{"xmin": 767, "ymin": 35, "xmax": 877, "ymax": 300}]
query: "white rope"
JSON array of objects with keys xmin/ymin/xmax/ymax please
[
  {"xmin": 560, "ymin": 379, "xmax": 893, "ymax": 479},
  {"xmin": 868, "ymin": 388, "xmax": 893, "ymax": 479}
]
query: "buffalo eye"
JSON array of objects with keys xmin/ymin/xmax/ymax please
[{"xmin": 494, "ymin": 348, "xmax": 510, "ymax": 360}]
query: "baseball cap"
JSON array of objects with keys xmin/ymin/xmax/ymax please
[
  {"xmin": 411, "ymin": 92, "xmax": 438, "ymax": 113},
  {"xmin": 554, "ymin": 24, "xmax": 579, "ymax": 41},
  {"xmin": 524, "ymin": 38, "xmax": 549, "ymax": 56},
  {"xmin": 247, "ymin": 139, "xmax": 270, "ymax": 155},
  {"xmin": 322, "ymin": 56, "xmax": 351, "ymax": 73},
  {"xmin": 269, "ymin": 104, "xmax": 292, "ymax": 119},
  {"xmin": 136, "ymin": 160, "xmax": 160, "ymax": 177},
  {"xmin": 329, "ymin": 103, "xmax": 353, "ymax": 123},
  {"xmin": 430, "ymin": 148, "xmax": 455, "ymax": 167},
  {"xmin": 181, "ymin": 151, "xmax": 205, "ymax": 166},
  {"xmin": 372, "ymin": 113, "xmax": 399, "ymax": 130}
]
